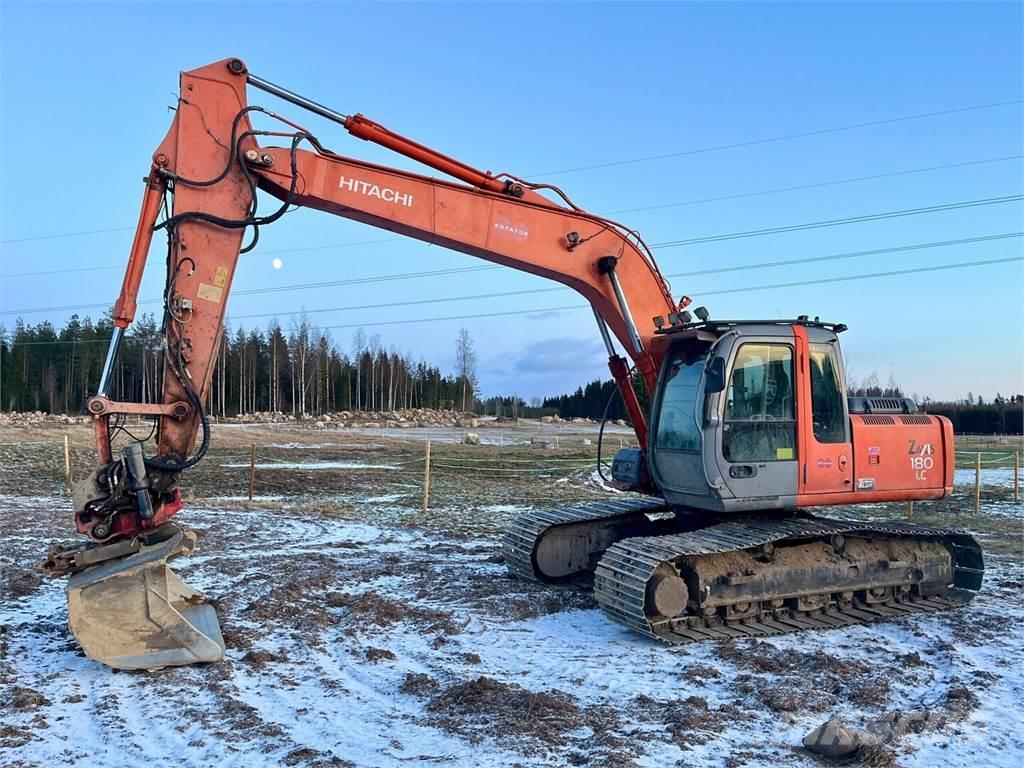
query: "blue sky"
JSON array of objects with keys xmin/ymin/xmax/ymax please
[{"xmin": 1, "ymin": 1, "xmax": 1022, "ymax": 402}]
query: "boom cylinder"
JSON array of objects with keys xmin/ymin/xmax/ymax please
[
  {"xmin": 96, "ymin": 326, "xmax": 124, "ymax": 398},
  {"xmin": 598, "ymin": 256, "xmax": 644, "ymax": 356}
]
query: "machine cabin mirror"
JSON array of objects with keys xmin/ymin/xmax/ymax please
[{"xmin": 704, "ymin": 356, "xmax": 726, "ymax": 393}]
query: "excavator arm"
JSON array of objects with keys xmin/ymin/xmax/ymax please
[
  {"xmin": 93, "ymin": 56, "xmax": 684, "ymax": 530},
  {"xmin": 49, "ymin": 58, "xmax": 688, "ymax": 668}
]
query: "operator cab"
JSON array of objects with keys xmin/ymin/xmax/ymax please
[{"xmin": 612, "ymin": 319, "xmax": 853, "ymax": 511}]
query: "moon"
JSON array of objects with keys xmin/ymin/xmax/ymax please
[{"xmin": 272, "ymin": 258, "xmax": 283, "ymax": 270}]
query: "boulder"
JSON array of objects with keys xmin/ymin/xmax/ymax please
[
  {"xmin": 803, "ymin": 717, "xmax": 878, "ymax": 760},
  {"xmin": 530, "ymin": 437, "xmax": 552, "ymax": 449},
  {"xmin": 463, "ymin": 432, "xmax": 480, "ymax": 446},
  {"xmin": 582, "ymin": 438, "xmax": 593, "ymax": 446},
  {"xmin": 866, "ymin": 710, "xmax": 944, "ymax": 740}
]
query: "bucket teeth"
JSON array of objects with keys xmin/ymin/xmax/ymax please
[{"xmin": 65, "ymin": 528, "xmax": 225, "ymax": 670}]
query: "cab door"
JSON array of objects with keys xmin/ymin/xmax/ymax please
[{"xmin": 794, "ymin": 327, "xmax": 853, "ymax": 497}]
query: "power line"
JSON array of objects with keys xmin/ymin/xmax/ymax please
[
  {"xmin": 670, "ymin": 232, "xmax": 1023, "ymax": 277},
  {"xmin": 696, "ymin": 256, "xmax": 1023, "ymax": 297},
  {"xmin": 6, "ymin": 254, "xmax": 1020, "ymax": 345},
  {"xmin": 530, "ymin": 99, "xmax": 1024, "ymax": 177},
  {"xmin": 4, "ymin": 182, "xmax": 1020, "ymax": 284},
  {"xmin": 0, "ymin": 236, "xmax": 403, "ymax": 279},
  {"xmin": 4, "ymin": 205, "xmax": 1019, "ymax": 317},
  {"xmin": 607, "ymin": 155, "xmax": 1024, "ymax": 215},
  {"xmin": 0, "ymin": 225, "xmax": 135, "ymax": 245},
  {"xmin": 650, "ymin": 194, "xmax": 1023, "ymax": 248},
  {"xmin": 3, "ymin": 96, "xmax": 1020, "ymax": 247},
  {"xmin": 268, "ymin": 255, "xmax": 1024, "ymax": 332},
  {"xmin": 227, "ymin": 232, "xmax": 1022, "ymax": 322},
  {"xmin": 4, "ymin": 236, "xmax": 1019, "ymax": 329}
]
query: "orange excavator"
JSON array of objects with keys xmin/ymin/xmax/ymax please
[{"xmin": 43, "ymin": 59, "xmax": 983, "ymax": 669}]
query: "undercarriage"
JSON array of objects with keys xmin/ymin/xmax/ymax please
[{"xmin": 503, "ymin": 500, "xmax": 984, "ymax": 642}]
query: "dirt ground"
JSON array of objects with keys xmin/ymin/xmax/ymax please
[{"xmin": 1, "ymin": 420, "xmax": 1022, "ymax": 767}]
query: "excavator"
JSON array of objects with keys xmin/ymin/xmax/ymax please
[{"xmin": 42, "ymin": 59, "xmax": 983, "ymax": 669}]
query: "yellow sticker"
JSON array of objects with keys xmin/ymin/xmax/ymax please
[
  {"xmin": 196, "ymin": 283, "xmax": 223, "ymax": 304},
  {"xmin": 213, "ymin": 266, "xmax": 228, "ymax": 287},
  {"xmin": 776, "ymin": 447, "xmax": 794, "ymax": 460}
]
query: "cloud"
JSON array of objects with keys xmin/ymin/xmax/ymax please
[
  {"xmin": 513, "ymin": 336, "xmax": 607, "ymax": 376},
  {"xmin": 525, "ymin": 310, "xmax": 563, "ymax": 321}
]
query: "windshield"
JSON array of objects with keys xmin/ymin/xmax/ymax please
[{"xmin": 655, "ymin": 348, "xmax": 709, "ymax": 452}]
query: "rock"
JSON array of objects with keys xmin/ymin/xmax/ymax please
[
  {"xmin": 614, "ymin": 419, "xmax": 627, "ymax": 427},
  {"xmin": 803, "ymin": 717, "xmax": 878, "ymax": 759},
  {"xmin": 463, "ymin": 432, "xmax": 480, "ymax": 446},
  {"xmin": 540, "ymin": 416, "xmax": 554, "ymax": 424},
  {"xmin": 867, "ymin": 710, "xmax": 944, "ymax": 740},
  {"xmin": 530, "ymin": 437, "xmax": 552, "ymax": 449},
  {"xmin": 582, "ymin": 438, "xmax": 592, "ymax": 446}
]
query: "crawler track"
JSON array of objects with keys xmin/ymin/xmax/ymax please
[
  {"xmin": 593, "ymin": 517, "xmax": 983, "ymax": 643},
  {"xmin": 502, "ymin": 497, "xmax": 671, "ymax": 583}
]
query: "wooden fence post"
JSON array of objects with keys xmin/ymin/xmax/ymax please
[
  {"xmin": 423, "ymin": 439, "xmax": 432, "ymax": 513},
  {"xmin": 1014, "ymin": 451, "xmax": 1020, "ymax": 503},
  {"xmin": 248, "ymin": 444, "xmax": 256, "ymax": 501},
  {"xmin": 63, "ymin": 434, "xmax": 72, "ymax": 496},
  {"xmin": 974, "ymin": 452, "xmax": 981, "ymax": 514}
]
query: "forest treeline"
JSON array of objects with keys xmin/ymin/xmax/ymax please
[
  {"xmin": 2, "ymin": 315, "xmax": 1020, "ymax": 434},
  {"xmin": 0, "ymin": 315, "xmax": 478, "ymax": 416}
]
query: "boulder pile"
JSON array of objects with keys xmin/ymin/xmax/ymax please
[
  {"xmin": 229, "ymin": 408, "xmax": 482, "ymax": 430},
  {"xmin": 0, "ymin": 411, "xmax": 90, "ymax": 427}
]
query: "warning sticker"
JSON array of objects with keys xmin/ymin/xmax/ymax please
[
  {"xmin": 214, "ymin": 266, "xmax": 228, "ymax": 287},
  {"xmin": 197, "ymin": 283, "xmax": 223, "ymax": 304},
  {"xmin": 816, "ymin": 457, "xmax": 833, "ymax": 469}
]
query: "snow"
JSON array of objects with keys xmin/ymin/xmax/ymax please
[
  {"xmin": 3, "ymin": 494, "xmax": 1023, "ymax": 767},
  {"xmin": 954, "ymin": 467, "xmax": 1021, "ymax": 489}
]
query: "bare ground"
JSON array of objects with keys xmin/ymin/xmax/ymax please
[{"xmin": 1, "ymin": 421, "xmax": 1022, "ymax": 767}]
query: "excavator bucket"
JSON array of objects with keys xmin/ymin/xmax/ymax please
[{"xmin": 64, "ymin": 528, "xmax": 225, "ymax": 670}]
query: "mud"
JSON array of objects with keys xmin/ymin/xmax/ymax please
[
  {"xmin": 1, "ymin": 421, "xmax": 1021, "ymax": 767},
  {"xmin": 425, "ymin": 675, "xmax": 622, "ymax": 756}
]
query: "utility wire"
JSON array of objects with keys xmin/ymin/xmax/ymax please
[
  {"xmin": 608, "ymin": 154, "xmax": 1024, "ymax": 215},
  {"xmin": 6, "ymin": 253, "xmax": 1021, "ymax": 344},
  {"xmin": 529, "ymin": 99, "xmax": 1024, "ymax": 177},
  {"xmin": 7, "ymin": 151, "xmax": 1016, "ymax": 279},
  {"xmin": 3, "ymin": 190, "xmax": 1021, "ymax": 314},
  {"xmin": 3, "ymin": 94, "xmax": 1020, "ymax": 246},
  {"xmin": 0, "ymin": 237, "xmax": 402, "ymax": 278},
  {"xmin": 649, "ymin": 194, "xmax": 1023, "ymax": 248},
  {"xmin": 305, "ymin": 255, "xmax": 1024, "ymax": 332},
  {"xmin": 0, "ymin": 225, "xmax": 135, "ymax": 245},
  {"xmin": 225, "ymin": 232, "xmax": 1023, "ymax": 322}
]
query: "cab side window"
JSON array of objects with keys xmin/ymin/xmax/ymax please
[
  {"xmin": 809, "ymin": 343, "xmax": 847, "ymax": 443},
  {"xmin": 723, "ymin": 343, "xmax": 796, "ymax": 462}
]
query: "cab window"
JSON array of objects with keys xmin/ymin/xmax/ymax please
[
  {"xmin": 810, "ymin": 343, "xmax": 847, "ymax": 443},
  {"xmin": 655, "ymin": 348, "xmax": 709, "ymax": 452},
  {"xmin": 723, "ymin": 343, "xmax": 796, "ymax": 462}
]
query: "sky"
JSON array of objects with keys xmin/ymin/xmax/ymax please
[{"xmin": 1, "ymin": 1, "xmax": 1022, "ymax": 403}]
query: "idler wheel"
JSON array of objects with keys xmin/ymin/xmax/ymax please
[{"xmin": 645, "ymin": 566, "xmax": 689, "ymax": 619}]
